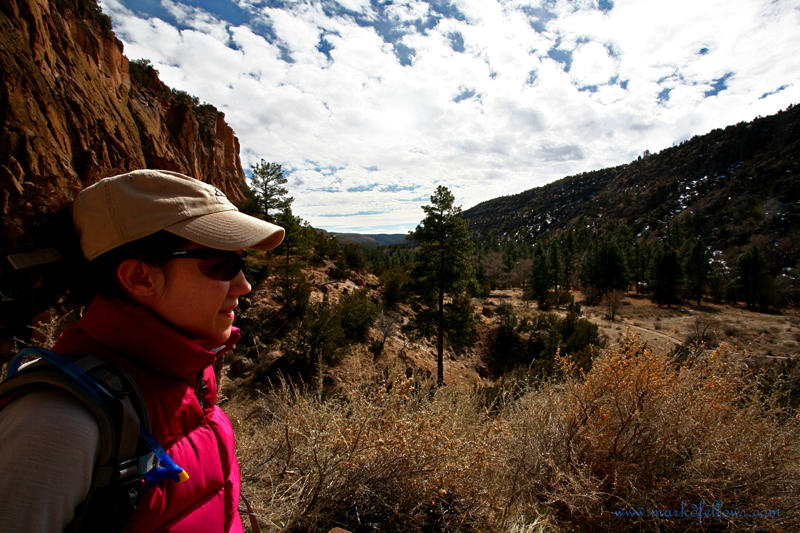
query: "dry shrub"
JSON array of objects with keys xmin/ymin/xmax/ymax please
[
  {"xmin": 228, "ymin": 365, "xmax": 499, "ymax": 532},
  {"xmin": 227, "ymin": 337, "xmax": 800, "ymax": 532},
  {"xmin": 495, "ymin": 337, "xmax": 800, "ymax": 531},
  {"xmin": 22, "ymin": 308, "xmax": 79, "ymax": 349},
  {"xmin": 3, "ymin": 308, "xmax": 79, "ymax": 372}
]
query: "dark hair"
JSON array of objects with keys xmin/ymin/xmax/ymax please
[{"xmin": 87, "ymin": 231, "xmax": 191, "ymax": 299}]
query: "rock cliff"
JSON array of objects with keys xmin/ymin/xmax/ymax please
[
  {"xmin": 0, "ymin": 0, "xmax": 250, "ymax": 349},
  {"xmin": 1, "ymin": 0, "xmax": 247, "ymax": 251}
]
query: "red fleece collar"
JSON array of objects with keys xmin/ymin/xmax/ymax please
[{"xmin": 65, "ymin": 296, "xmax": 240, "ymax": 381}]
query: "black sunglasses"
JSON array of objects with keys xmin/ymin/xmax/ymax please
[{"xmin": 164, "ymin": 249, "xmax": 247, "ymax": 281}]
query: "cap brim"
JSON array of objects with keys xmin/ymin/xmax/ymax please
[{"xmin": 165, "ymin": 210, "xmax": 285, "ymax": 251}]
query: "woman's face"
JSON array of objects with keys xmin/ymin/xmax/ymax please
[{"xmin": 147, "ymin": 245, "xmax": 252, "ymax": 344}]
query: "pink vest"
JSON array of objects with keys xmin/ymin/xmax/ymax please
[{"xmin": 54, "ymin": 296, "xmax": 244, "ymax": 533}]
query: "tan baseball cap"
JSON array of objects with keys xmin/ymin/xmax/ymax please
[{"xmin": 73, "ymin": 169, "xmax": 285, "ymax": 260}]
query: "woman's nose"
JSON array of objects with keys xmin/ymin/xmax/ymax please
[{"xmin": 230, "ymin": 270, "xmax": 252, "ymax": 296}]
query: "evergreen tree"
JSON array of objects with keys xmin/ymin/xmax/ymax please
[
  {"xmin": 630, "ymin": 240, "xmax": 651, "ymax": 295},
  {"xmin": 736, "ymin": 246, "xmax": 778, "ymax": 310},
  {"xmin": 312, "ymin": 231, "xmax": 340, "ymax": 263},
  {"xmin": 649, "ymin": 244, "xmax": 683, "ymax": 307},
  {"xmin": 548, "ymin": 242, "xmax": 561, "ymax": 290},
  {"xmin": 407, "ymin": 186, "xmax": 474, "ymax": 386},
  {"xmin": 288, "ymin": 299, "xmax": 344, "ymax": 397},
  {"xmin": 250, "ymin": 159, "xmax": 293, "ymax": 223},
  {"xmin": 342, "ymin": 242, "xmax": 367, "ymax": 271},
  {"xmin": 473, "ymin": 255, "xmax": 491, "ymax": 297},
  {"xmin": 273, "ymin": 207, "xmax": 314, "ymax": 327},
  {"xmin": 501, "ymin": 242, "xmax": 518, "ymax": 273},
  {"xmin": 579, "ymin": 236, "xmax": 628, "ymax": 303},
  {"xmin": 337, "ymin": 289, "xmax": 380, "ymax": 342},
  {"xmin": 275, "ymin": 206, "xmax": 314, "ymax": 259},
  {"xmin": 528, "ymin": 245, "xmax": 551, "ymax": 307},
  {"xmin": 561, "ymin": 231, "xmax": 576, "ymax": 290},
  {"xmin": 684, "ymin": 240, "xmax": 711, "ymax": 305}
]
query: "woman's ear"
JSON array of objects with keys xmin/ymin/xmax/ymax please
[{"xmin": 116, "ymin": 259, "xmax": 164, "ymax": 301}]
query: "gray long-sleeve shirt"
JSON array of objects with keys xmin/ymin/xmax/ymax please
[{"xmin": 0, "ymin": 389, "xmax": 100, "ymax": 532}]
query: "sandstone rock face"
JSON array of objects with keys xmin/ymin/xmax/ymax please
[
  {"xmin": 0, "ymin": 0, "xmax": 247, "ymax": 254},
  {"xmin": 0, "ymin": 0, "xmax": 251, "ymax": 349}
]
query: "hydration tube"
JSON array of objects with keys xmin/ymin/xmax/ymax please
[{"xmin": 8, "ymin": 347, "xmax": 189, "ymax": 484}]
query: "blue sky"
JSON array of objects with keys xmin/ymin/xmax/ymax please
[{"xmin": 102, "ymin": 0, "xmax": 800, "ymax": 234}]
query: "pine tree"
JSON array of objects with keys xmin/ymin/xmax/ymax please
[
  {"xmin": 684, "ymin": 240, "xmax": 711, "ymax": 305},
  {"xmin": 649, "ymin": 243, "xmax": 683, "ymax": 307},
  {"xmin": 407, "ymin": 186, "xmax": 474, "ymax": 386},
  {"xmin": 631, "ymin": 240, "xmax": 651, "ymax": 295},
  {"xmin": 273, "ymin": 207, "xmax": 314, "ymax": 327},
  {"xmin": 736, "ymin": 246, "xmax": 778, "ymax": 310},
  {"xmin": 528, "ymin": 245, "xmax": 551, "ymax": 307},
  {"xmin": 250, "ymin": 159, "xmax": 293, "ymax": 223},
  {"xmin": 548, "ymin": 242, "xmax": 561, "ymax": 290},
  {"xmin": 579, "ymin": 236, "xmax": 628, "ymax": 302},
  {"xmin": 561, "ymin": 231, "xmax": 576, "ymax": 290}
]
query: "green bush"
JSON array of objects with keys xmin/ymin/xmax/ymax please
[
  {"xmin": 274, "ymin": 290, "xmax": 379, "ymax": 382},
  {"xmin": 442, "ymin": 291, "xmax": 478, "ymax": 351},
  {"xmin": 336, "ymin": 289, "xmax": 379, "ymax": 342},
  {"xmin": 343, "ymin": 243, "xmax": 366, "ymax": 271},
  {"xmin": 487, "ymin": 304, "xmax": 530, "ymax": 374},
  {"xmin": 274, "ymin": 263, "xmax": 312, "ymax": 329},
  {"xmin": 283, "ymin": 302, "xmax": 346, "ymax": 380},
  {"xmin": 379, "ymin": 267, "xmax": 411, "ymax": 307},
  {"xmin": 486, "ymin": 303, "xmax": 601, "ymax": 377},
  {"xmin": 329, "ymin": 256, "xmax": 351, "ymax": 280},
  {"xmin": 313, "ymin": 232, "xmax": 340, "ymax": 263},
  {"xmin": 170, "ymin": 88, "xmax": 200, "ymax": 107}
]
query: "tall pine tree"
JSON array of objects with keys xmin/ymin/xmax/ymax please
[{"xmin": 407, "ymin": 186, "xmax": 474, "ymax": 386}]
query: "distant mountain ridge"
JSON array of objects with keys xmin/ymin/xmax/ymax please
[
  {"xmin": 333, "ymin": 233, "xmax": 409, "ymax": 246},
  {"xmin": 463, "ymin": 105, "xmax": 800, "ymax": 268}
]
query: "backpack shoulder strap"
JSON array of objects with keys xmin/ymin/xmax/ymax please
[{"xmin": 1, "ymin": 347, "xmax": 154, "ymax": 532}]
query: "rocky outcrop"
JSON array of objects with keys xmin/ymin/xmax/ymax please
[
  {"xmin": 0, "ymin": 0, "xmax": 250, "ymax": 350},
  {"xmin": 0, "ymin": 0, "xmax": 247, "ymax": 254}
]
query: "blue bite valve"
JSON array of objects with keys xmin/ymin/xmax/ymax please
[{"xmin": 140, "ymin": 430, "xmax": 189, "ymax": 484}]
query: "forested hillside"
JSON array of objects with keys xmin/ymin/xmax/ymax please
[{"xmin": 464, "ymin": 105, "xmax": 800, "ymax": 271}]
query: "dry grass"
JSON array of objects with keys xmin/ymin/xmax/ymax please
[
  {"xmin": 227, "ymin": 338, "xmax": 800, "ymax": 532},
  {"xmin": 495, "ymin": 339, "xmax": 800, "ymax": 531},
  {"xmin": 229, "ymin": 356, "xmax": 499, "ymax": 531}
]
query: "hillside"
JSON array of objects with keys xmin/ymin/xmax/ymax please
[
  {"xmin": 333, "ymin": 233, "xmax": 408, "ymax": 246},
  {"xmin": 463, "ymin": 105, "xmax": 800, "ymax": 269}
]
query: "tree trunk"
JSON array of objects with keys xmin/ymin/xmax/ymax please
[{"xmin": 437, "ymin": 286, "xmax": 444, "ymax": 387}]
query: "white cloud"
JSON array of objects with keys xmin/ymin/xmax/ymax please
[
  {"xmin": 333, "ymin": 0, "xmax": 372, "ymax": 15},
  {"xmin": 161, "ymin": 0, "xmax": 229, "ymax": 42},
  {"xmin": 385, "ymin": 0, "xmax": 430, "ymax": 24},
  {"xmin": 100, "ymin": 0, "xmax": 800, "ymax": 233},
  {"xmin": 570, "ymin": 41, "xmax": 617, "ymax": 87}
]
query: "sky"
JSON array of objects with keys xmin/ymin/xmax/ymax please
[{"xmin": 100, "ymin": 0, "xmax": 800, "ymax": 234}]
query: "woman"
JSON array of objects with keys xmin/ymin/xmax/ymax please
[{"xmin": 0, "ymin": 169, "xmax": 284, "ymax": 532}]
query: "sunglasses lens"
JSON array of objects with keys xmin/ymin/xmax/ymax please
[
  {"xmin": 198, "ymin": 256, "xmax": 245, "ymax": 281},
  {"xmin": 165, "ymin": 249, "xmax": 247, "ymax": 281}
]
